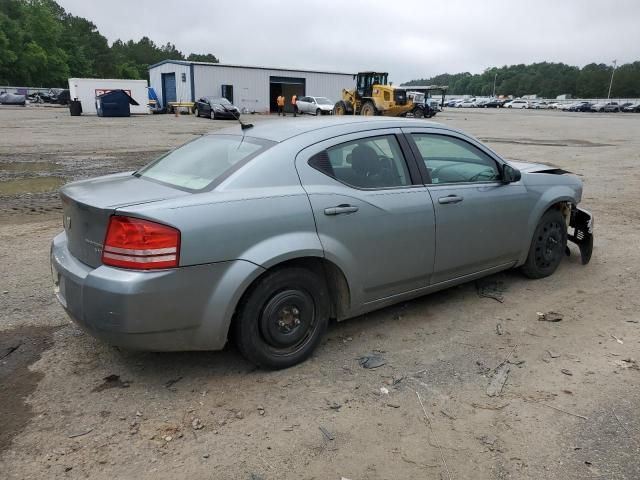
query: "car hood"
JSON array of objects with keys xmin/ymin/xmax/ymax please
[{"xmin": 506, "ymin": 160, "xmax": 568, "ymax": 174}]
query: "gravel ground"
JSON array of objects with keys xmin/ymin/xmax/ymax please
[{"xmin": 1, "ymin": 106, "xmax": 639, "ymax": 480}]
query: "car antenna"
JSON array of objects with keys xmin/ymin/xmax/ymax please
[{"xmin": 232, "ymin": 110, "xmax": 253, "ymax": 130}]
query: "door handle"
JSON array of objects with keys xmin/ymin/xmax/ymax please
[
  {"xmin": 324, "ymin": 204, "xmax": 359, "ymax": 215},
  {"xmin": 438, "ymin": 195, "xmax": 464, "ymax": 204}
]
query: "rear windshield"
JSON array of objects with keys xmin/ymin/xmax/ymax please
[{"xmin": 136, "ymin": 135, "xmax": 272, "ymax": 191}]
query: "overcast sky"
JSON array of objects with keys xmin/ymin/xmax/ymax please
[{"xmin": 57, "ymin": 0, "xmax": 639, "ymax": 83}]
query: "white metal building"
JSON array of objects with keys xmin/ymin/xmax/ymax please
[{"xmin": 148, "ymin": 60, "xmax": 354, "ymax": 113}]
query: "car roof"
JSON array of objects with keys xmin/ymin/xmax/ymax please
[{"xmin": 209, "ymin": 117, "xmax": 456, "ymax": 143}]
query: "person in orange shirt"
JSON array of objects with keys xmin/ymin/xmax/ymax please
[
  {"xmin": 276, "ymin": 95, "xmax": 285, "ymax": 116},
  {"xmin": 291, "ymin": 94, "xmax": 298, "ymax": 117}
]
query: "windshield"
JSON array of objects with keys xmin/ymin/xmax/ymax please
[
  {"xmin": 207, "ymin": 97, "xmax": 231, "ymax": 105},
  {"xmin": 136, "ymin": 135, "xmax": 272, "ymax": 190},
  {"xmin": 315, "ymin": 97, "xmax": 332, "ymax": 105}
]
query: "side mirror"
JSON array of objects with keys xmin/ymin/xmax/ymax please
[{"xmin": 502, "ymin": 164, "xmax": 521, "ymax": 183}]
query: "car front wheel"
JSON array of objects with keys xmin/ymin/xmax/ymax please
[
  {"xmin": 210, "ymin": 110, "xmax": 216, "ymax": 120},
  {"xmin": 234, "ymin": 267, "xmax": 330, "ymax": 369},
  {"xmin": 521, "ymin": 209, "xmax": 568, "ymax": 279}
]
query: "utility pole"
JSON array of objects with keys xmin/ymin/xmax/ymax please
[
  {"xmin": 607, "ymin": 59, "xmax": 617, "ymax": 100},
  {"xmin": 492, "ymin": 73, "xmax": 497, "ymax": 98}
]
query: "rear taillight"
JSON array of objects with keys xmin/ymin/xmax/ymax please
[{"xmin": 102, "ymin": 216, "xmax": 180, "ymax": 270}]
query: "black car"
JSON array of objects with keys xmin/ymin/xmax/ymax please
[
  {"xmin": 623, "ymin": 102, "xmax": 640, "ymax": 113},
  {"xmin": 194, "ymin": 96, "xmax": 240, "ymax": 120},
  {"xmin": 575, "ymin": 102, "xmax": 594, "ymax": 112}
]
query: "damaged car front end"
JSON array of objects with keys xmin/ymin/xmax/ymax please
[{"xmin": 509, "ymin": 159, "xmax": 594, "ymax": 266}]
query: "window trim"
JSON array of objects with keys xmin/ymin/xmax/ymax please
[
  {"xmin": 403, "ymin": 129, "xmax": 505, "ymax": 186},
  {"xmin": 306, "ymin": 132, "xmax": 423, "ymax": 191}
]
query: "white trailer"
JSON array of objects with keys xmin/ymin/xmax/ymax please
[{"xmin": 68, "ymin": 78, "xmax": 149, "ymax": 115}]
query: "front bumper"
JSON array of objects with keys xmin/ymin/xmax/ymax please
[
  {"xmin": 568, "ymin": 207, "xmax": 594, "ymax": 265},
  {"xmin": 50, "ymin": 232, "xmax": 262, "ymax": 351}
]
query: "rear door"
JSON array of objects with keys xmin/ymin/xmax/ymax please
[
  {"xmin": 295, "ymin": 129, "xmax": 435, "ymax": 308},
  {"xmin": 403, "ymin": 128, "xmax": 530, "ymax": 284}
]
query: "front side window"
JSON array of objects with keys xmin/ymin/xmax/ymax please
[
  {"xmin": 136, "ymin": 135, "xmax": 272, "ymax": 190},
  {"xmin": 309, "ymin": 135, "xmax": 411, "ymax": 189},
  {"xmin": 412, "ymin": 134, "xmax": 500, "ymax": 184}
]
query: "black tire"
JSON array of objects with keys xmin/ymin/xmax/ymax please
[
  {"xmin": 334, "ymin": 101, "xmax": 347, "ymax": 115},
  {"xmin": 413, "ymin": 107, "xmax": 425, "ymax": 119},
  {"xmin": 194, "ymin": 107, "xmax": 199, "ymax": 117},
  {"xmin": 521, "ymin": 209, "xmax": 568, "ymax": 279},
  {"xmin": 316, "ymin": 108, "xmax": 321, "ymax": 116},
  {"xmin": 360, "ymin": 101, "xmax": 376, "ymax": 116},
  {"xmin": 234, "ymin": 267, "xmax": 330, "ymax": 369},
  {"xmin": 210, "ymin": 109, "xmax": 216, "ymax": 120}
]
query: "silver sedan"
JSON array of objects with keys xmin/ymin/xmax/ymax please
[{"xmin": 51, "ymin": 117, "xmax": 593, "ymax": 368}]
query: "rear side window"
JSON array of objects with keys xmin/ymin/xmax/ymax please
[
  {"xmin": 136, "ymin": 135, "xmax": 272, "ymax": 191},
  {"xmin": 412, "ymin": 134, "xmax": 500, "ymax": 184},
  {"xmin": 309, "ymin": 135, "xmax": 411, "ymax": 189}
]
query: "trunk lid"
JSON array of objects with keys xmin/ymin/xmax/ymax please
[{"xmin": 60, "ymin": 172, "xmax": 187, "ymax": 267}]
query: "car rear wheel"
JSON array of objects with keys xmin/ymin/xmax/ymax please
[
  {"xmin": 521, "ymin": 209, "xmax": 567, "ymax": 279},
  {"xmin": 234, "ymin": 267, "xmax": 330, "ymax": 369}
]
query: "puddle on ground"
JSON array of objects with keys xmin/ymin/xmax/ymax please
[
  {"xmin": 0, "ymin": 177, "xmax": 66, "ymax": 195},
  {"xmin": 0, "ymin": 325, "xmax": 59, "ymax": 451},
  {"xmin": 0, "ymin": 162, "xmax": 60, "ymax": 173}
]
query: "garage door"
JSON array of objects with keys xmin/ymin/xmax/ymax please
[{"xmin": 269, "ymin": 76, "xmax": 306, "ymax": 113}]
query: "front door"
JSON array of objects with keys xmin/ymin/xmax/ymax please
[
  {"xmin": 161, "ymin": 73, "xmax": 176, "ymax": 108},
  {"xmin": 404, "ymin": 129, "xmax": 530, "ymax": 284},
  {"xmin": 296, "ymin": 129, "xmax": 435, "ymax": 308}
]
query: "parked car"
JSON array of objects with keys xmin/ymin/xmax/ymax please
[
  {"xmin": 505, "ymin": 99, "xmax": 529, "ymax": 109},
  {"xmin": 482, "ymin": 98, "xmax": 506, "ymax": 108},
  {"xmin": 444, "ymin": 99, "xmax": 460, "ymax": 107},
  {"xmin": 51, "ymin": 117, "xmax": 594, "ymax": 369},
  {"xmin": 296, "ymin": 96, "xmax": 334, "ymax": 115},
  {"xmin": 590, "ymin": 102, "xmax": 615, "ymax": 112},
  {"xmin": 0, "ymin": 92, "xmax": 26, "ymax": 105},
  {"xmin": 529, "ymin": 102, "xmax": 549, "ymax": 109},
  {"xmin": 603, "ymin": 102, "xmax": 621, "ymax": 112},
  {"xmin": 456, "ymin": 99, "xmax": 477, "ymax": 108},
  {"xmin": 622, "ymin": 102, "xmax": 640, "ymax": 112},
  {"xmin": 194, "ymin": 96, "xmax": 240, "ymax": 119},
  {"xmin": 574, "ymin": 102, "xmax": 594, "ymax": 112}
]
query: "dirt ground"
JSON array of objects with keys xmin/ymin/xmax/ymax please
[{"xmin": 1, "ymin": 106, "xmax": 639, "ymax": 480}]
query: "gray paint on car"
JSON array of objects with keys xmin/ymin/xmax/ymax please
[{"xmin": 51, "ymin": 117, "xmax": 590, "ymax": 352}]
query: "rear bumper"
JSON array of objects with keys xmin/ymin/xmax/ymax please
[{"xmin": 50, "ymin": 232, "xmax": 263, "ymax": 351}]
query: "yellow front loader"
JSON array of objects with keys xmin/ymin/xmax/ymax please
[{"xmin": 334, "ymin": 72, "xmax": 422, "ymax": 117}]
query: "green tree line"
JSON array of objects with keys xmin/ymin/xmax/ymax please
[
  {"xmin": 0, "ymin": 0, "xmax": 218, "ymax": 87},
  {"xmin": 403, "ymin": 61, "xmax": 640, "ymax": 98}
]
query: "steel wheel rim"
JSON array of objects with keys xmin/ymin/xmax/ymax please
[
  {"xmin": 260, "ymin": 289, "xmax": 316, "ymax": 352},
  {"xmin": 534, "ymin": 220, "xmax": 563, "ymax": 269}
]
